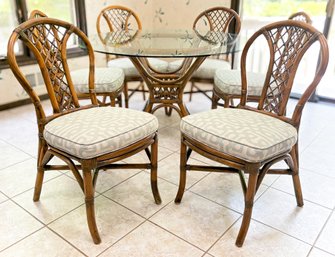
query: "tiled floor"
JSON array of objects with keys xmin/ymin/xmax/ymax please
[{"xmin": 1, "ymin": 89, "xmax": 335, "ymax": 257}]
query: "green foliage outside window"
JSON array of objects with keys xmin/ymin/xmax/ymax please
[{"xmin": 244, "ymin": 0, "xmax": 327, "ymax": 17}]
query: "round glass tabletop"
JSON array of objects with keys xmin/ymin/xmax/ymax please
[{"xmin": 87, "ymin": 29, "xmax": 240, "ymax": 58}]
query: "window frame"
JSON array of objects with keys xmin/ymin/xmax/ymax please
[{"xmin": 0, "ymin": 0, "xmax": 88, "ymax": 69}]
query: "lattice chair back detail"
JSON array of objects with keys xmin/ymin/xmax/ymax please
[
  {"xmin": 97, "ymin": 5, "xmax": 142, "ymax": 34},
  {"xmin": 240, "ymin": 20, "xmax": 325, "ymax": 117},
  {"xmin": 212, "ymin": 12, "xmax": 313, "ymax": 108},
  {"xmin": 8, "ymin": 17, "xmax": 161, "ymax": 245},
  {"xmin": 8, "ymin": 17, "xmax": 95, "ymax": 113},
  {"xmin": 174, "ymin": 7, "xmax": 241, "ymax": 102},
  {"xmin": 193, "ymin": 6, "xmax": 241, "ymax": 34},
  {"xmin": 28, "ymin": 10, "xmax": 124, "ymax": 107},
  {"xmin": 289, "ymin": 11, "xmax": 312, "ymax": 24}
]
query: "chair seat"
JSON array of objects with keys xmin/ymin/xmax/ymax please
[
  {"xmin": 107, "ymin": 58, "xmax": 169, "ymax": 77},
  {"xmin": 180, "ymin": 108, "xmax": 297, "ymax": 162},
  {"xmin": 214, "ymin": 69, "xmax": 265, "ymax": 96},
  {"xmin": 168, "ymin": 59, "xmax": 231, "ymax": 79},
  {"xmin": 71, "ymin": 67, "xmax": 124, "ymax": 94},
  {"xmin": 44, "ymin": 107, "xmax": 158, "ymax": 159}
]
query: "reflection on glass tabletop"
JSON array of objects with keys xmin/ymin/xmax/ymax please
[{"xmin": 87, "ymin": 29, "xmax": 240, "ymax": 58}]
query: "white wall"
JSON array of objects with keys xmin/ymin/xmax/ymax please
[{"xmin": 0, "ymin": 0, "xmax": 230, "ymax": 106}]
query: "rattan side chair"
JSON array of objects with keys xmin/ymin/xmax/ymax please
[
  {"xmin": 175, "ymin": 20, "xmax": 328, "ymax": 247},
  {"xmin": 168, "ymin": 7, "xmax": 241, "ymax": 101},
  {"xmin": 212, "ymin": 11, "xmax": 313, "ymax": 108},
  {"xmin": 7, "ymin": 17, "xmax": 161, "ymax": 244},
  {"xmin": 29, "ymin": 10, "xmax": 125, "ymax": 107},
  {"xmin": 97, "ymin": 5, "xmax": 169, "ymax": 108}
]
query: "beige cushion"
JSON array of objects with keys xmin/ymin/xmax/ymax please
[
  {"xmin": 168, "ymin": 59, "xmax": 231, "ymax": 79},
  {"xmin": 44, "ymin": 107, "xmax": 158, "ymax": 159},
  {"xmin": 71, "ymin": 67, "xmax": 124, "ymax": 94},
  {"xmin": 108, "ymin": 58, "xmax": 169, "ymax": 77},
  {"xmin": 214, "ymin": 69, "xmax": 265, "ymax": 96},
  {"xmin": 180, "ymin": 108, "xmax": 297, "ymax": 162}
]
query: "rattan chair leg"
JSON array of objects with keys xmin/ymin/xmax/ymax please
[
  {"xmin": 150, "ymin": 134, "xmax": 162, "ymax": 204},
  {"xmin": 211, "ymin": 92, "xmax": 219, "ymax": 109},
  {"xmin": 82, "ymin": 160, "xmax": 101, "ymax": 244},
  {"xmin": 33, "ymin": 167, "xmax": 45, "ymax": 202},
  {"xmin": 189, "ymin": 81, "xmax": 195, "ymax": 101},
  {"xmin": 141, "ymin": 82, "xmax": 146, "ymax": 101},
  {"xmin": 123, "ymin": 82, "xmax": 129, "ymax": 108},
  {"xmin": 110, "ymin": 96, "xmax": 116, "ymax": 107},
  {"xmin": 175, "ymin": 138, "xmax": 187, "ymax": 203},
  {"xmin": 236, "ymin": 167, "xmax": 258, "ymax": 247},
  {"xmin": 33, "ymin": 141, "xmax": 49, "ymax": 201},
  {"xmin": 224, "ymin": 96, "xmax": 230, "ymax": 108},
  {"xmin": 290, "ymin": 144, "xmax": 304, "ymax": 206}
]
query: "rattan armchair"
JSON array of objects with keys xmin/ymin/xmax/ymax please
[
  {"xmin": 212, "ymin": 11, "xmax": 313, "ymax": 108},
  {"xmin": 29, "ymin": 10, "xmax": 125, "ymax": 107},
  {"xmin": 97, "ymin": 5, "xmax": 169, "ymax": 108},
  {"xmin": 175, "ymin": 20, "xmax": 328, "ymax": 247},
  {"xmin": 7, "ymin": 17, "xmax": 161, "ymax": 244},
  {"xmin": 168, "ymin": 7, "xmax": 241, "ymax": 101}
]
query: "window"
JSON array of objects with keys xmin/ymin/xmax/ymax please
[{"xmin": 0, "ymin": 0, "xmax": 87, "ymax": 68}]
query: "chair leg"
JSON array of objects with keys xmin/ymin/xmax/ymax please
[
  {"xmin": 123, "ymin": 82, "xmax": 129, "ymax": 108},
  {"xmin": 109, "ymin": 94, "xmax": 116, "ymax": 107},
  {"xmin": 140, "ymin": 82, "xmax": 146, "ymax": 100},
  {"xmin": 290, "ymin": 144, "xmax": 303, "ymax": 207},
  {"xmin": 224, "ymin": 96, "xmax": 230, "ymax": 108},
  {"xmin": 82, "ymin": 160, "xmax": 101, "ymax": 244},
  {"xmin": 175, "ymin": 137, "xmax": 187, "ymax": 203},
  {"xmin": 33, "ymin": 140, "xmax": 48, "ymax": 201},
  {"xmin": 189, "ymin": 81, "xmax": 195, "ymax": 101},
  {"xmin": 236, "ymin": 166, "xmax": 258, "ymax": 247},
  {"xmin": 150, "ymin": 134, "xmax": 161, "ymax": 204},
  {"xmin": 211, "ymin": 91, "xmax": 219, "ymax": 109}
]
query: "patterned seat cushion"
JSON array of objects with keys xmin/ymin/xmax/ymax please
[
  {"xmin": 180, "ymin": 108, "xmax": 297, "ymax": 162},
  {"xmin": 71, "ymin": 67, "xmax": 124, "ymax": 94},
  {"xmin": 44, "ymin": 107, "xmax": 158, "ymax": 159},
  {"xmin": 168, "ymin": 59, "xmax": 231, "ymax": 79},
  {"xmin": 214, "ymin": 69, "xmax": 265, "ymax": 95},
  {"xmin": 108, "ymin": 58, "xmax": 169, "ymax": 77}
]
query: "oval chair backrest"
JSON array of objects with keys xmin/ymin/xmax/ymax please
[
  {"xmin": 96, "ymin": 5, "xmax": 142, "ymax": 34},
  {"xmin": 193, "ymin": 6, "xmax": 241, "ymax": 34},
  {"xmin": 239, "ymin": 20, "xmax": 328, "ymax": 127},
  {"xmin": 7, "ymin": 17, "xmax": 97, "ymax": 114}
]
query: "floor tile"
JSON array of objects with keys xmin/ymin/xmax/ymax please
[
  {"xmin": 315, "ymin": 212, "xmax": 335, "ymax": 255},
  {"xmin": 157, "ymin": 152, "xmax": 209, "ymax": 189},
  {"xmin": 253, "ymin": 188, "xmax": 331, "ymax": 244},
  {"xmin": 49, "ymin": 195, "xmax": 144, "ymax": 256},
  {"xmin": 122, "ymin": 145, "xmax": 174, "ymax": 163},
  {"xmin": 150, "ymin": 192, "xmax": 240, "ymax": 251},
  {"xmin": 272, "ymin": 169, "xmax": 335, "ymax": 209},
  {"xmin": 104, "ymin": 171, "xmax": 177, "ymax": 218},
  {"xmin": 0, "ymin": 158, "xmax": 62, "ymax": 198},
  {"xmin": 99, "ymin": 221, "xmax": 204, "ymax": 257},
  {"xmin": 13, "ymin": 175, "xmax": 84, "ymax": 224},
  {"xmin": 95, "ymin": 168, "xmax": 141, "ymax": 193},
  {"xmin": 0, "ymin": 201, "xmax": 43, "ymax": 251},
  {"xmin": 300, "ymin": 147, "xmax": 335, "ymax": 179},
  {"xmin": 190, "ymin": 172, "xmax": 268, "ymax": 213},
  {"xmin": 154, "ymin": 108, "xmax": 181, "ymax": 129},
  {"xmin": 0, "ymin": 140, "xmax": 31, "ymax": 170},
  {"xmin": 0, "ymin": 192, "xmax": 8, "ymax": 204},
  {"xmin": 309, "ymin": 248, "xmax": 335, "ymax": 257},
  {"xmin": 158, "ymin": 126, "xmax": 181, "ymax": 151},
  {"xmin": 0, "ymin": 227, "xmax": 83, "ymax": 257},
  {"xmin": 209, "ymin": 219, "xmax": 311, "ymax": 257}
]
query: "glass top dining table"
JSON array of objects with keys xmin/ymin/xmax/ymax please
[{"xmin": 88, "ymin": 29, "xmax": 240, "ymax": 116}]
